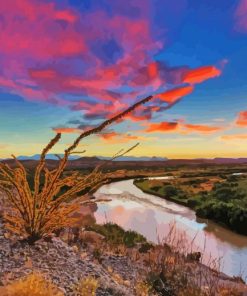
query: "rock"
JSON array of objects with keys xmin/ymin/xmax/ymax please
[{"xmin": 80, "ymin": 230, "xmax": 105, "ymax": 245}]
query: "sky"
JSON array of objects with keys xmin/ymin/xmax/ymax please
[{"xmin": 0, "ymin": 0, "xmax": 247, "ymax": 159}]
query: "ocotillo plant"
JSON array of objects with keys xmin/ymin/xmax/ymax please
[{"xmin": 0, "ymin": 95, "xmax": 155, "ymax": 243}]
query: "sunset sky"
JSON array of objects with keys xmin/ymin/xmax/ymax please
[{"xmin": 0, "ymin": 0, "xmax": 247, "ymax": 159}]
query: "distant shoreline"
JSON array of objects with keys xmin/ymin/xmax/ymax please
[{"xmin": 133, "ymin": 178, "xmax": 247, "ymax": 236}]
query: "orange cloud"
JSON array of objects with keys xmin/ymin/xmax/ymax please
[
  {"xmin": 145, "ymin": 121, "xmax": 223, "ymax": 135},
  {"xmin": 221, "ymin": 134, "xmax": 247, "ymax": 140},
  {"xmin": 146, "ymin": 121, "xmax": 179, "ymax": 133},
  {"xmin": 236, "ymin": 111, "xmax": 247, "ymax": 126},
  {"xmin": 53, "ymin": 127, "xmax": 81, "ymax": 134},
  {"xmin": 100, "ymin": 131, "xmax": 144, "ymax": 143},
  {"xmin": 183, "ymin": 123, "xmax": 223, "ymax": 133},
  {"xmin": 182, "ymin": 66, "xmax": 221, "ymax": 84},
  {"xmin": 156, "ymin": 85, "xmax": 194, "ymax": 103},
  {"xmin": 100, "ymin": 131, "xmax": 119, "ymax": 140}
]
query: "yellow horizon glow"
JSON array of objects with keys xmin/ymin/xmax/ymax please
[{"xmin": 1, "ymin": 136, "xmax": 247, "ymax": 159}]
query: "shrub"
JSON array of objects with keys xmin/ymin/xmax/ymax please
[
  {"xmin": 150, "ymin": 185, "xmax": 161, "ymax": 192},
  {"xmin": 187, "ymin": 197, "xmax": 201, "ymax": 208},
  {"xmin": 139, "ymin": 242, "xmax": 153, "ymax": 253},
  {"xmin": 74, "ymin": 277, "xmax": 98, "ymax": 296},
  {"xmin": 93, "ymin": 248, "xmax": 102, "ymax": 262},
  {"xmin": 163, "ymin": 185, "xmax": 178, "ymax": 198},
  {"xmin": 123, "ymin": 230, "xmax": 146, "ymax": 247},
  {"xmin": 0, "ymin": 273, "xmax": 63, "ymax": 296},
  {"xmin": 135, "ymin": 281, "xmax": 152, "ymax": 296},
  {"xmin": 86, "ymin": 223, "xmax": 147, "ymax": 247},
  {"xmin": 0, "ymin": 95, "xmax": 153, "ymax": 243}
]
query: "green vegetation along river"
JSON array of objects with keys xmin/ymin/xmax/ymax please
[{"xmin": 94, "ymin": 178, "xmax": 247, "ymax": 281}]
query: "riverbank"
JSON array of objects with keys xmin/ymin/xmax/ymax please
[
  {"xmin": 133, "ymin": 177, "xmax": 247, "ymax": 236},
  {"xmin": 1, "ymin": 183, "xmax": 246, "ymax": 295},
  {"xmin": 94, "ymin": 179, "xmax": 247, "ymax": 280},
  {"xmin": 0, "ymin": 218, "xmax": 246, "ymax": 296}
]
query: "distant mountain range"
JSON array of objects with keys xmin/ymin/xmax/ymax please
[
  {"xmin": 16, "ymin": 154, "xmax": 82, "ymax": 161},
  {"xmin": 97, "ymin": 156, "xmax": 168, "ymax": 161},
  {"xmin": 13, "ymin": 155, "xmax": 168, "ymax": 162},
  {"xmin": 2, "ymin": 156, "xmax": 247, "ymax": 170}
]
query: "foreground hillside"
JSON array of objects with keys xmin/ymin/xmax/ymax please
[
  {"xmin": 0, "ymin": 215, "xmax": 246, "ymax": 295},
  {"xmin": 0, "ymin": 158, "xmax": 247, "ymax": 295}
]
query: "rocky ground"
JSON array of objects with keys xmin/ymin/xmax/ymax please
[
  {"xmin": 0, "ymin": 219, "xmax": 147, "ymax": 295},
  {"xmin": 1, "ymin": 220, "xmax": 247, "ymax": 296},
  {"xmin": 0, "ymin": 196, "xmax": 247, "ymax": 296}
]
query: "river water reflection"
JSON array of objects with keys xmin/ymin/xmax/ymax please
[{"xmin": 94, "ymin": 179, "xmax": 247, "ymax": 280}]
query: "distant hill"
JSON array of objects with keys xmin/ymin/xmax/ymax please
[
  {"xmin": 2, "ymin": 156, "xmax": 247, "ymax": 171},
  {"xmin": 164, "ymin": 158, "xmax": 247, "ymax": 165},
  {"xmin": 14, "ymin": 155, "xmax": 168, "ymax": 162},
  {"xmin": 17, "ymin": 154, "xmax": 82, "ymax": 160},
  {"xmin": 98, "ymin": 156, "xmax": 168, "ymax": 161}
]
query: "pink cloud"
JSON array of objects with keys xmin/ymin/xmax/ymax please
[
  {"xmin": 235, "ymin": 0, "xmax": 247, "ymax": 32},
  {"xmin": 0, "ymin": 1, "xmax": 85, "ymax": 59},
  {"xmin": 54, "ymin": 10, "xmax": 77, "ymax": 23},
  {"xmin": 0, "ymin": 0, "xmax": 224, "ymax": 130}
]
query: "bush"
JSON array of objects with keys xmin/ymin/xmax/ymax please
[
  {"xmin": 187, "ymin": 198, "xmax": 201, "ymax": 208},
  {"xmin": 74, "ymin": 277, "xmax": 98, "ymax": 296},
  {"xmin": 163, "ymin": 185, "xmax": 178, "ymax": 198},
  {"xmin": 150, "ymin": 185, "xmax": 161, "ymax": 192},
  {"xmin": 0, "ymin": 273, "xmax": 63, "ymax": 296},
  {"xmin": 135, "ymin": 281, "xmax": 152, "ymax": 296},
  {"xmin": 139, "ymin": 242, "xmax": 153, "ymax": 253},
  {"xmin": 196, "ymin": 202, "xmax": 247, "ymax": 235},
  {"xmin": 86, "ymin": 223, "xmax": 147, "ymax": 247}
]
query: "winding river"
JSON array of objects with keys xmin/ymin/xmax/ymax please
[{"xmin": 94, "ymin": 178, "xmax": 247, "ymax": 280}]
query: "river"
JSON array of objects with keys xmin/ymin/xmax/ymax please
[{"xmin": 94, "ymin": 178, "xmax": 247, "ymax": 280}]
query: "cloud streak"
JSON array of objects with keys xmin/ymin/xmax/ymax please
[
  {"xmin": 235, "ymin": 111, "xmax": 247, "ymax": 126},
  {"xmin": 182, "ymin": 66, "xmax": 221, "ymax": 85},
  {"xmin": 221, "ymin": 134, "xmax": 247, "ymax": 140},
  {"xmin": 182, "ymin": 123, "xmax": 223, "ymax": 133},
  {"xmin": 144, "ymin": 121, "xmax": 224, "ymax": 134}
]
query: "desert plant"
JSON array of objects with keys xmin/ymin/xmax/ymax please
[
  {"xmin": 0, "ymin": 95, "xmax": 157, "ymax": 243},
  {"xmin": 0, "ymin": 273, "xmax": 63, "ymax": 296},
  {"xmin": 135, "ymin": 280, "xmax": 152, "ymax": 296},
  {"xmin": 74, "ymin": 277, "xmax": 98, "ymax": 296}
]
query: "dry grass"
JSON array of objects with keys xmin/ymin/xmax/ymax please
[
  {"xmin": 73, "ymin": 276, "xmax": 98, "ymax": 296},
  {"xmin": 0, "ymin": 95, "xmax": 154, "ymax": 243},
  {"xmin": 135, "ymin": 281, "xmax": 152, "ymax": 296},
  {"xmin": 146, "ymin": 223, "xmax": 244, "ymax": 296},
  {"xmin": 0, "ymin": 273, "xmax": 63, "ymax": 296},
  {"xmin": 81, "ymin": 222, "xmax": 245, "ymax": 296}
]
